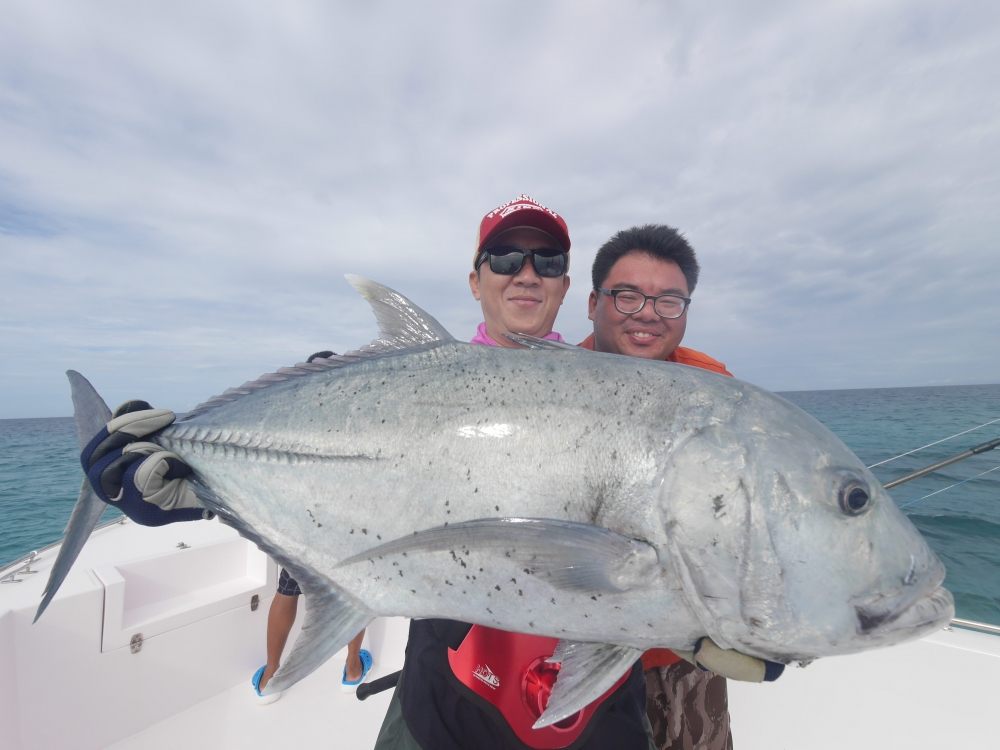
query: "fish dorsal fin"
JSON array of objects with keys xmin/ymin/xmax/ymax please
[
  {"xmin": 346, "ymin": 274, "xmax": 455, "ymax": 352},
  {"xmin": 503, "ymin": 333, "xmax": 584, "ymax": 351},
  {"xmin": 183, "ymin": 276, "xmax": 454, "ymax": 420}
]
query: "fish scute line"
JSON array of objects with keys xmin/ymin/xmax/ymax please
[{"xmin": 162, "ymin": 430, "xmax": 376, "ymax": 465}]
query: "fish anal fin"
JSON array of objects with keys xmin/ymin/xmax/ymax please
[{"xmin": 264, "ymin": 577, "xmax": 372, "ymax": 695}]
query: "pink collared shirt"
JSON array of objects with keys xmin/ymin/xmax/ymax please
[{"xmin": 469, "ymin": 321, "xmax": 565, "ymax": 347}]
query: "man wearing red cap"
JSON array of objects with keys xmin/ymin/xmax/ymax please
[{"xmin": 372, "ymin": 195, "xmax": 655, "ymax": 749}]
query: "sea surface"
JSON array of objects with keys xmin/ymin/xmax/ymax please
[{"xmin": 2, "ymin": 384, "xmax": 999, "ymax": 623}]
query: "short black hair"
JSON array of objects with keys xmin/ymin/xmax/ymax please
[{"xmin": 591, "ymin": 224, "xmax": 700, "ymax": 293}]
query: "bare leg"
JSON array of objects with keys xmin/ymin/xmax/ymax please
[
  {"xmin": 258, "ymin": 592, "xmax": 299, "ymax": 691},
  {"xmin": 344, "ymin": 629, "xmax": 367, "ymax": 682}
]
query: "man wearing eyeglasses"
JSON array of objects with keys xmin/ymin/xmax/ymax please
[
  {"xmin": 580, "ymin": 224, "xmax": 734, "ymax": 750},
  {"xmin": 374, "ymin": 195, "xmax": 654, "ymax": 750}
]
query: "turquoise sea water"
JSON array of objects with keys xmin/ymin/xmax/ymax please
[{"xmin": 2, "ymin": 384, "xmax": 999, "ymax": 622}]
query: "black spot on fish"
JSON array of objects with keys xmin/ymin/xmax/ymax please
[
  {"xmin": 713, "ymin": 495, "xmax": 725, "ymax": 516},
  {"xmin": 361, "ymin": 528, "xmax": 368, "ymax": 535},
  {"xmin": 495, "ymin": 585, "xmax": 501, "ymax": 591}
]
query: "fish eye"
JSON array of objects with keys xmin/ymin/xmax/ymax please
[{"xmin": 839, "ymin": 482, "xmax": 872, "ymax": 516}]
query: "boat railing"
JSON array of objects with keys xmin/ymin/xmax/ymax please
[
  {"xmin": 0, "ymin": 550, "xmax": 40, "ymax": 584},
  {"xmin": 949, "ymin": 618, "xmax": 1000, "ymax": 636},
  {"xmin": 0, "ymin": 515, "xmax": 126, "ymax": 579}
]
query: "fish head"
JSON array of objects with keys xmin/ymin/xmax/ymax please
[{"xmin": 660, "ymin": 384, "xmax": 954, "ymax": 663}]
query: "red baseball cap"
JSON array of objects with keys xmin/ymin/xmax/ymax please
[{"xmin": 474, "ymin": 194, "xmax": 571, "ymax": 267}]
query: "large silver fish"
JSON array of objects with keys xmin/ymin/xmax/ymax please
[{"xmin": 40, "ymin": 276, "xmax": 953, "ymax": 726}]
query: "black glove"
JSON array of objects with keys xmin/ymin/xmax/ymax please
[{"xmin": 80, "ymin": 400, "xmax": 208, "ymax": 526}]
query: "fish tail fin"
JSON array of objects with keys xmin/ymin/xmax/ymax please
[{"xmin": 34, "ymin": 371, "xmax": 113, "ymax": 622}]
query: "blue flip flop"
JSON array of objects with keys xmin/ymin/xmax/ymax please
[
  {"xmin": 341, "ymin": 648, "xmax": 374, "ymax": 692},
  {"xmin": 252, "ymin": 665, "xmax": 281, "ymax": 705}
]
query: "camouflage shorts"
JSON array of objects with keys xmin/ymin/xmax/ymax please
[{"xmin": 645, "ymin": 662, "xmax": 733, "ymax": 750}]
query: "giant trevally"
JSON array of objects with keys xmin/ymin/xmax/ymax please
[{"xmin": 38, "ymin": 276, "xmax": 953, "ymax": 727}]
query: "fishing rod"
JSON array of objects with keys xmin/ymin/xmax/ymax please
[{"xmin": 879, "ymin": 437, "xmax": 1000, "ymax": 489}]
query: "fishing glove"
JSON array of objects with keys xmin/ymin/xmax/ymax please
[
  {"xmin": 676, "ymin": 637, "xmax": 785, "ymax": 682},
  {"xmin": 80, "ymin": 400, "xmax": 209, "ymax": 526}
]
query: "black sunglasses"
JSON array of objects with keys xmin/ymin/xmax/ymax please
[{"xmin": 475, "ymin": 246, "xmax": 569, "ymax": 278}]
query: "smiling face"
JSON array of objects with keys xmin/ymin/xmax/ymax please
[
  {"xmin": 469, "ymin": 227, "xmax": 570, "ymax": 346},
  {"xmin": 588, "ymin": 251, "xmax": 689, "ymax": 360}
]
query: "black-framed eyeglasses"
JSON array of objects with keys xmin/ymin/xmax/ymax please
[
  {"xmin": 475, "ymin": 246, "xmax": 569, "ymax": 278},
  {"xmin": 596, "ymin": 287, "xmax": 691, "ymax": 319}
]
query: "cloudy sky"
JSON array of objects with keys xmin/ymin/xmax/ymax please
[{"xmin": 1, "ymin": 1, "xmax": 998, "ymax": 419}]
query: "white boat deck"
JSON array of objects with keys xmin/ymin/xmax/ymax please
[{"xmin": 3, "ymin": 518, "xmax": 999, "ymax": 749}]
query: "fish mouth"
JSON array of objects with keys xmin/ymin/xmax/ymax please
[{"xmin": 855, "ymin": 585, "xmax": 954, "ymax": 636}]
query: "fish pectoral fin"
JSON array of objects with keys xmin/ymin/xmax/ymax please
[
  {"xmin": 503, "ymin": 333, "xmax": 584, "ymax": 351},
  {"xmin": 534, "ymin": 641, "xmax": 643, "ymax": 729},
  {"xmin": 336, "ymin": 517, "xmax": 663, "ymax": 593},
  {"xmin": 264, "ymin": 579, "xmax": 372, "ymax": 696}
]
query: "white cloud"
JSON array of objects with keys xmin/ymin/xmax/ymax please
[{"xmin": 1, "ymin": 0, "xmax": 998, "ymax": 417}]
